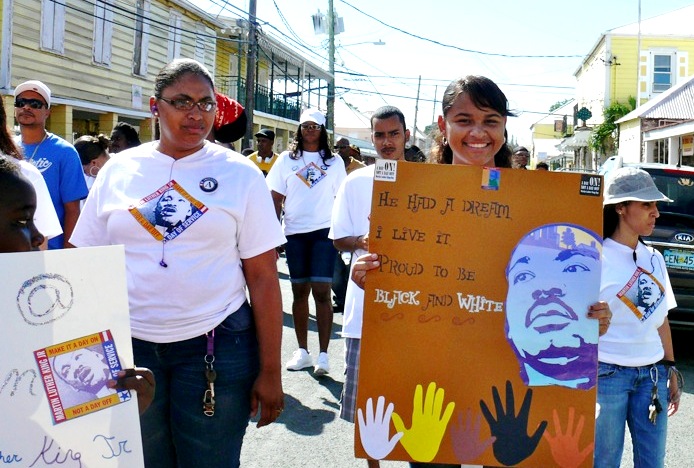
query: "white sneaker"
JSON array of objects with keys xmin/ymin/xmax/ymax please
[
  {"xmin": 286, "ymin": 348, "xmax": 312, "ymax": 370},
  {"xmin": 314, "ymin": 352, "xmax": 330, "ymax": 376}
]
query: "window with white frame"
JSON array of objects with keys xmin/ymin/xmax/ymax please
[
  {"xmin": 133, "ymin": 0, "xmax": 151, "ymax": 76},
  {"xmin": 93, "ymin": 0, "xmax": 115, "ymax": 65},
  {"xmin": 40, "ymin": 0, "xmax": 65, "ymax": 54},
  {"xmin": 653, "ymin": 54, "xmax": 674, "ymax": 93},
  {"xmin": 168, "ymin": 11, "xmax": 182, "ymax": 61}
]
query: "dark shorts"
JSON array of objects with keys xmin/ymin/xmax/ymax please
[
  {"xmin": 339, "ymin": 337, "xmax": 360, "ymax": 422},
  {"xmin": 284, "ymin": 227, "xmax": 337, "ymax": 283}
]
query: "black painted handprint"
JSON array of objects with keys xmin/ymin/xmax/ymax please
[{"xmin": 479, "ymin": 380, "xmax": 548, "ymax": 466}]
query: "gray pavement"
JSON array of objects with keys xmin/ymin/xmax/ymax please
[{"xmin": 240, "ymin": 256, "xmax": 694, "ymax": 467}]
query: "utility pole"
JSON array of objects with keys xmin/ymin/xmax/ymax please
[
  {"xmin": 243, "ymin": 0, "xmax": 258, "ymax": 150},
  {"xmin": 326, "ymin": 0, "xmax": 335, "ymax": 143},
  {"xmin": 411, "ymin": 75, "xmax": 421, "ymax": 146}
]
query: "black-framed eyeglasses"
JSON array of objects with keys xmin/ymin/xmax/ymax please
[
  {"xmin": 158, "ymin": 97, "xmax": 216, "ymax": 112},
  {"xmin": 14, "ymin": 98, "xmax": 47, "ymax": 109},
  {"xmin": 301, "ymin": 124, "xmax": 322, "ymax": 131},
  {"xmin": 334, "ymin": 145, "xmax": 348, "ymax": 150}
]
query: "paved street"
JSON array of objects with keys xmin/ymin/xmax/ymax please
[{"xmin": 240, "ymin": 256, "xmax": 694, "ymax": 468}]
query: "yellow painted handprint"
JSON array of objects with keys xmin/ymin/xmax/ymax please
[{"xmin": 391, "ymin": 382, "xmax": 455, "ymax": 462}]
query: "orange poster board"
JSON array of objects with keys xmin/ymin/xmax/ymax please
[{"xmin": 356, "ymin": 161, "xmax": 604, "ymax": 467}]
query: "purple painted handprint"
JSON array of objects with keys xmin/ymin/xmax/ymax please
[{"xmin": 450, "ymin": 408, "xmax": 496, "ymax": 463}]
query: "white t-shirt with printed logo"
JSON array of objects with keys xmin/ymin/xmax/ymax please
[
  {"xmin": 266, "ymin": 149, "xmax": 346, "ymax": 235},
  {"xmin": 599, "ymin": 237, "xmax": 676, "ymax": 366},
  {"xmin": 70, "ymin": 142, "xmax": 286, "ymax": 343}
]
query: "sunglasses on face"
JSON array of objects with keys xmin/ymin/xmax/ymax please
[
  {"xmin": 301, "ymin": 124, "xmax": 322, "ymax": 131},
  {"xmin": 14, "ymin": 98, "xmax": 47, "ymax": 109},
  {"xmin": 158, "ymin": 97, "xmax": 216, "ymax": 112}
]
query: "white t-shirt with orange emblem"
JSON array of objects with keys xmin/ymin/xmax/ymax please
[{"xmin": 71, "ymin": 142, "xmax": 285, "ymax": 343}]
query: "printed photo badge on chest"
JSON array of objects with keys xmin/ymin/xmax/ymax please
[
  {"xmin": 296, "ymin": 161, "xmax": 327, "ymax": 188},
  {"xmin": 617, "ymin": 267, "xmax": 666, "ymax": 322},
  {"xmin": 129, "ymin": 180, "xmax": 208, "ymax": 243},
  {"xmin": 34, "ymin": 330, "xmax": 130, "ymax": 424}
]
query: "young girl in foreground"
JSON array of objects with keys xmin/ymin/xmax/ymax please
[{"xmin": 351, "ymin": 77, "xmax": 612, "ymax": 468}]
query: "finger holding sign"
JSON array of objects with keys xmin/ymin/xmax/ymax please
[
  {"xmin": 351, "ymin": 253, "xmax": 380, "ymax": 290},
  {"xmin": 107, "ymin": 367, "xmax": 155, "ymax": 415}
]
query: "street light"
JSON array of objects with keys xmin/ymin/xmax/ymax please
[{"xmin": 339, "ymin": 40, "xmax": 386, "ymax": 47}]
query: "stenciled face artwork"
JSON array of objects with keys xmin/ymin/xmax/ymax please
[
  {"xmin": 53, "ymin": 347, "xmax": 110, "ymax": 394},
  {"xmin": 504, "ymin": 223, "xmax": 602, "ymax": 389},
  {"xmin": 154, "ymin": 189, "xmax": 193, "ymax": 230}
]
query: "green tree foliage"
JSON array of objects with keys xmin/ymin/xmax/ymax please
[
  {"xmin": 549, "ymin": 99, "xmax": 572, "ymax": 113},
  {"xmin": 589, "ymin": 101, "xmax": 633, "ymax": 155}
]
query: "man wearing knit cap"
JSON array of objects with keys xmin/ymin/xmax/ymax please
[
  {"xmin": 248, "ymin": 128, "xmax": 278, "ymax": 176},
  {"xmin": 14, "ymin": 80, "xmax": 87, "ymax": 249}
]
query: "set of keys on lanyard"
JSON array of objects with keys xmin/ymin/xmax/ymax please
[
  {"xmin": 203, "ymin": 330, "xmax": 216, "ymax": 417},
  {"xmin": 648, "ymin": 366, "xmax": 663, "ymax": 424}
]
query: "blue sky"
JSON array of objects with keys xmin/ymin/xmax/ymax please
[{"xmin": 199, "ymin": 0, "xmax": 694, "ymax": 144}]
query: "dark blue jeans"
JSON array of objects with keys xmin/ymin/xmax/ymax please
[{"xmin": 133, "ymin": 303, "xmax": 259, "ymax": 468}]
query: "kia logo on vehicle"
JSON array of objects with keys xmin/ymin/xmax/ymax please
[{"xmin": 674, "ymin": 233, "xmax": 694, "ymax": 243}]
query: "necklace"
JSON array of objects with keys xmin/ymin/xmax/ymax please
[{"xmin": 26, "ymin": 132, "xmax": 48, "ymax": 163}]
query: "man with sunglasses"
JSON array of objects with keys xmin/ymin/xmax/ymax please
[{"xmin": 14, "ymin": 80, "xmax": 88, "ymax": 249}]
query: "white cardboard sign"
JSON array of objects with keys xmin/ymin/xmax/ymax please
[{"xmin": 0, "ymin": 246, "xmax": 143, "ymax": 467}]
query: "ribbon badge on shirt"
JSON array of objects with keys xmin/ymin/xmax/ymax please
[
  {"xmin": 296, "ymin": 161, "xmax": 327, "ymax": 188},
  {"xmin": 616, "ymin": 267, "xmax": 666, "ymax": 322},
  {"xmin": 129, "ymin": 180, "xmax": 208, "ymax": 243}
]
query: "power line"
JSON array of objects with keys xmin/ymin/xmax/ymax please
[{"xmin": 338, "ymin": 0, "xmax": 584, "ymax": 59}]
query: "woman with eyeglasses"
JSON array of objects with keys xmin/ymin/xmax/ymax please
[
  {"xmin": 266, "ymin": 109, "xmax": 347, "ymax": 376},
  {"xmin": 71, "ymin": 59, "xmax": 285, "ymax": 468},
  {"xmin": 595, "ymin": 166, "xmax": 680, "ymax": 468}
]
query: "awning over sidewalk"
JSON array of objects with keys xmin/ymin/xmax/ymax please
[{"xmin": 558, "ymin": 128, "xmax": 592, "ymax": 151}]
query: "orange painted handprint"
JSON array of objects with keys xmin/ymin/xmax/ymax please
[{"xmin": 543, "ymin": 407, "xmax": 593, "ymax": 468}]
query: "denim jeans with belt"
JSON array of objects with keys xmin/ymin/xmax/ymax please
[
  {"xmin": 594, "ymin": 362, "xmax": 668, "ymax": 468},
  {"xmin": 133, "ymin": 302, "xmax": 258, "ymax": 468}
]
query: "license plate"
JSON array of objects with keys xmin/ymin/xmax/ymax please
[{"xmin": 664, "ymin": 249, "xmax": 694, "ymax": 271}]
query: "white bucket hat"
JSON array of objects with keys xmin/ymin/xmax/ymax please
[{"xmin": 603, "ymin": 166, "xmax": 673, "ymax": 206}]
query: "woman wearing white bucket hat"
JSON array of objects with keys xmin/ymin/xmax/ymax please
[{"xmin": 596, "ymin": 166, "xmax": 682, "ymax": 467}]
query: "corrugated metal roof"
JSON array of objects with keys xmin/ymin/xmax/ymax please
[{"xmin": 617, "ymin": 75, "xmax": 694, "ymax": 123}]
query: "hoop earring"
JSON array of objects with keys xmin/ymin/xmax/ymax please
[
  {"xmin": 89, "ymin": 165, "xmax": 99, "ymax": 177},
  {"xmin": 442, "ymin": 137, "xmax": 448, "ymax": 147}
]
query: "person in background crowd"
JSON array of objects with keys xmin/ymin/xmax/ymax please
[
  {"xmin": 15, "ymin": 80, "xmax": 88, "ymax": 249},
  {"xmin": 109, "ymin": 121, "xmax": 141, "ymax": 154},
  {"xmin": 595, "ymin": 166, "xmax": 681, "ymax": 468},
  {"xmin": 335, "ymin": 137, "xmax": 365, "ymax": 174},
  {"xmin": 248, "ymin": 128, "xmax": 279, "ymax": 176},
  {"xmin": 404, "ymin": 144, "xmax": 427, "ymax": 162},
  {"xmin": 0, "ymin": 100, "xmax": 60, "ymax": 246},
  {"xmin": 74, "ymin": 135, "xmax": 110, "ymax": 194},
  {"xmin": 349, "ymin": 144, "xmax": 363, "ymax": 163},
  {"xmin": 351, "ymin": 76, "xmax": 612, "ymax": 468},
  {"xmin": 512, "ymin": 145, "xmax": 530, "ymax": 169},
  {"xmin": 535, "ymin": 161, "xmax": 549, "ymax": 171},
  {"xmin": 330, "ymin": 105, "xmax": 410, "ymax": 468},
  {"xmin": 266, "ymin": 108, "xmax": 347, "ymax": 376},
  {"xmin": 209, "ymin": 92, "xmax": 247, "ymax": 146},
  {"xmin": 71, "ymin": 58, "xmax": 285, "ymax": 468}
]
